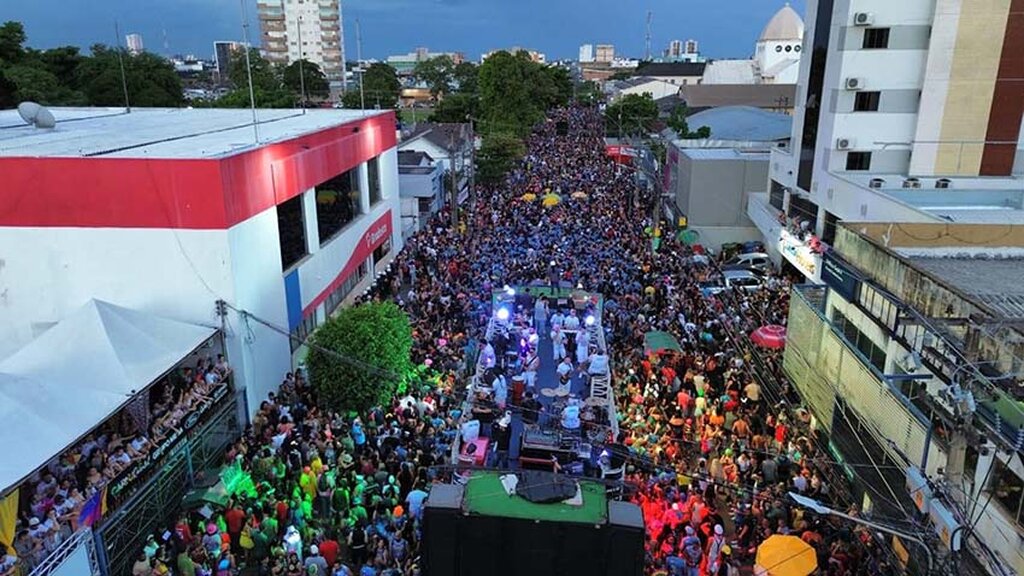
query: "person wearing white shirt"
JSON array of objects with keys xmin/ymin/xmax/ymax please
[
  {"xmin": 563, "ymin": 310, "xmax": 580, "ymax": 330},
  {"xmin": 550, "ymin": 311, "xmax": 565, "ymax": 330},
  {"xmin": 551, "ymin": 327, "xmax": 566, "ymax": 360},
  {"xmin": 561, "ymin": 403, "xmax": 581, "ymax": 430},
  {"xmin": 523, "ymin": 351, "xmax": 539, "ymax": 390},
  {"xmin": 480, "ymin": 341, "xmax": 496, "ymax": 369},
  {"xmin": 575, "ymin": 330, "xmax": 590, "ymax": 365}
]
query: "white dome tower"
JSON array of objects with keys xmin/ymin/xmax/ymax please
[{"xmin": 755, "ymin": 3, "xmax": 805, "ymax": 84}]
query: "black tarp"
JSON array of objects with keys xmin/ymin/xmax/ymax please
[{"xmin": 514, "ymin": 471, "xmax": 577, "ymax": 504}]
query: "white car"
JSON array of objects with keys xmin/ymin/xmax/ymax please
[{"xmin": 725, "ymin": 252, "xmax": 772, "ymax": 272}]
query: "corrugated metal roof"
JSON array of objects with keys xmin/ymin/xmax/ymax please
[{"xmin": 683, "ymin": 105, "xmax": 792, "ymax": 141}]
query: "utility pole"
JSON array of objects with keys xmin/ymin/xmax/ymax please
[
  {"xmin": 449, "ymin": 128, "xmax": 458, "ymax": 227},
  {"xmin": 645, "ymin": 10, "xmax": 653, "ymax": 61},
  {"xmin": 113, "ymin": 21, "xmax": 131, "ymax": 113},
  {"xmin": 356, "ymin": 19, "xmax": 365, "ymax": 112},
  {"xmin": 467, "ymin": 115, "xmax": 476, "ymax": 213},
  {"xmin": 297, "ymin": 17, "xmax": 307, "ymax": 112}
]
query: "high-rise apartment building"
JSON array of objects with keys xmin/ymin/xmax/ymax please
[
  {"xmin": 213, "ymin": 41, "xmax": 245, "ymax": 83},
  {"xmin": 258, "ymin": 0, "xmax": 346, "ymax": 83},
  {"xmin": 750, "ymin": 0, "xmax": 1024, "ymax": 280},
  {"xmin": 594, "ymin": 44, "xmax": 615, "ymax": 63},
  {"xmin": 579, "ymin": 44, "xmax": 594, "ymax": 63},
  {"xmin": 684, "ymin": 39, "xmax": 699, "ymax": 55},
  {"xmin": 125, "ymin": 34, "xmax": 144, "ymax": 56},
  {"xmin": 667, "ymin": 39, "xmax": 683, "ymax": 58}
]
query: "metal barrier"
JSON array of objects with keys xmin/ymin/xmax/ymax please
[{"xmin": 29, "ymin": 526, "xmax": 100, "ymax": 576}]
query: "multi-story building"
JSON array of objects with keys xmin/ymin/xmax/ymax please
[
  {"xmin": 0, "ymin": 106, "xmax": 402, "ymax": 415},
  {"xmin": 748, "ymin": 0, "xmax": 1024, "ymax": 282},
  {"xmin": 667, "ymin": 39, "xmax": 683, "ymax": 58},
  {"xmin": 386, "ymin": 48, "xmax": 465, "ymax": 77},
  {"xmin": 701, "ymin": 5, "xmax": 803, "ymax": 85},
  {"xmin": 214, "ymin": 40, "xmax": 245, "ymax": 83},
  {"xmin": 125, "ymin": 33, "xmax": 144, "ymax": 56},
  {"xmin": 482, "ymin": 47, "xmax": 546, "ymax": 64},
  {"xmin": 257, "ymin": 0, "xmax": 346, "ymax": 82},
  {"xmin": 684, "ymin": 39, "xmax": 699, "ymax": 55},
  {"xmin": 785, "ymin": 221, "xmax": 1024, "ymax": 574},
  {"xmin": 595, "ymin": 44, "xmax": 615, "ymax": 64},
  {"xmin": 579, "ymin": 43, "xmax": 595, "ymax": 63}
]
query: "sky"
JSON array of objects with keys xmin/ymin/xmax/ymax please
[{"xmin": 3, "ymin": 0, "xmax": 806, "ymax": 62}]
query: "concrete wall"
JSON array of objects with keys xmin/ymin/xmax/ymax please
[{"xmin": 676, "ymin": 152, "xmax": 768, "ymax": 229}]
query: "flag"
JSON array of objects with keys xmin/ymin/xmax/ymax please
[
  {"xmin": 0, "ymin": 489, "xmax": 18, "ymax": 552},
  {"xmin": 78, "ymin": 486, "xmax": 107, "ymax": 527}
]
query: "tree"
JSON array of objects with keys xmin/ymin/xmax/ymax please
[
  {"xmin": 76, "ymin": 45, "xmax": 183, "ymax": 107},
  {"xmin": 412, "ymin": 55, "xmax": 454, "ymax": 99},
  {"xmin": 283, "ymin": 59, "xmax": 329, "ymax": 100},
  {"xmin": 430, "ymin": 92, "xmax": 479, "ymax": 123},
  {"xmin": 344, "ymin": 63, "xmax": 401, "ymax": 109},
  {"xmin": 214, "ymin": 87, "xmax": 295, "ymax": 108},
  {"xmin": 604, "ymin": 93, "xmax": 658, "ymax": 137},
  {"xmin": 479, "ymin": 51, "xmax": 541, "ymax": 136},
  {"xmin": 608, "ymin": 70, "xmax": 633, "ymax": 81},
  {"xmin": 4, "ymin": 64, "xmax": 60, "ymax": 104},
  {"xmin": 575, "ymin": 80, "xmax": 601, "ymax": 104},
  {"xmin": 307, "ymin": 302, "xmax": 414, "ymax": 415},
  {"xmin": 0, "ymin": 21, "xmax": 26, "ymax": 65},
  {"xmin": 0, "ymin": 69, "xmax": 17, "ymax": 108},
  {"xmin": 476, "ymin": 131, "xmax": 526, "ymax": 185},
  {"xmin": 666, "ymin": 104, "xmax": 711, "ymax": 139},
  {"xmin": 228, "ymin": 48, "xmax": 279, "ymax": 93},
  {"xmin": 452, "ymin": 61, "xmax": 478, "ymax": 94}
]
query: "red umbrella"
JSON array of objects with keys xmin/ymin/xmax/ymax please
[{"xmin": 751, "ymin": 324, "xmax": 787, "ymax": 348}]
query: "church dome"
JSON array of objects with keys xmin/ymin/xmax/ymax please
[{"xmin": 759, "ymin": 3, "xmax": 804, "ymax": 42}]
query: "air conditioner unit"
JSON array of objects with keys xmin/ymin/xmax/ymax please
[
  {"xmin": 903, "ymin": 177, "xmax": 922, "ymax": 189},
  {"xmin": 936, "ymin": 178, "xmax": 952, "ymax": 189},
  {"xmin": 869, "ymin": 178, "xmax": 885, "ymax": 188},
  {"xmin": 854, "ymin": 12, "xmax": 874, "ymax": 26},
  {"xmin": 836, "ymin": 137, "xmax": 855, "ymax": 150},
  {"xmin": 844, "ymin": 77, "xmax": 863, "ymax": 90}
]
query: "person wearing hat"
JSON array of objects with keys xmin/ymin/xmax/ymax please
[
  {"xmin": 202, "ymin": 523, "xmax": 222, "ymax": 559},
  {"xmin": 304, "ymin": 544, "xmax": 329, "ymax": 576},
  {"xmin": 706, "ymin": 524, "xmax": 726, "ymax": 575},
  {"xmin": 680, "ymin": 525, "xmax": 702, "ymax": 576}
]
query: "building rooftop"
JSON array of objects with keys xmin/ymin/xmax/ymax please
[
  {"xmin": 399, "ymin": 121, "xmax": 471, "ymax": 150},
  {"xmin": 837, "ymin": 173, "xmax": 1024, "ymax": 224},
  {"xmin": 759, "ymin": 3, "xmax": 804, "ymax": 41},
  {"xmin": 678, "ymin": 148, "xmax": 771, "ymax": 161},
  {"xmin": 683, "ymin": 105, "xmax": 792, "ymax": 141},
  {"xmin": 680, "ymin": 83, "xmax": 796, "ymax": 110},
  {"xmin": 634, "ymin": 61, "xmax": 707, "ymax": 77},
  {"xmin": 700, "ymin": 60, "xmax": 758, "ymax": 85},
  {"xmin": 0, "ymin": 106, "xmax": 390, "ymax": 159},
  {"xmin": 906, "ymin": 257, "xmax": 1024, "ymax": 319}
]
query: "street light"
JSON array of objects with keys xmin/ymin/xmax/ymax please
[{"xmin": 788, "ymin": 493, "xmax": 933, "ymax": 574}]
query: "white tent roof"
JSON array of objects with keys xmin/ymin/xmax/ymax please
[{"xmin": 0, "ymin": 299, "xmax": 216, "ymax": 493}]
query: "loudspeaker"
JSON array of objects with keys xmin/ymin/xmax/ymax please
[
  {"xmin": 605, "ymin": 501, "xmax": 645, "ymax": 576},
  {"xmin": 422, "ymin": 485, "xmax": 463, "ymax": 576}
]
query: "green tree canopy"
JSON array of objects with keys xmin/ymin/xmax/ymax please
[
  {"xmin": 283, "ymin": 59, "xmax": 329, "ymax": 100},
  {"xmin": 452, "ymin": 61, "xmax": 478, "ymax": 93},
  {"xmin": 412, "ymin": 55, "xmax": 454, "ymax": 98},
  {"xmin": 307, "ymin": 302, "xmax": 414, "ymax": 415},
  {"xmin": 344, "ymin": 62, "xmax": 401, "ymax": 109},
  {"xmin": 666, "ymin": 104, "xmax": 711, "ymax": 139},
  {"xmin": 228, "ymin": 48, "xmax": 279, "ymax": 92},
  {"xmin": 476, "ymin": 131, "xmax": 526, "ymax": 185},
  {"xmin": 75, "ymin": 45, "xmax": 183, "ymax": 107},
  {"xmin": 605, "ymin": 93, "xmax": 658, "ymax": 137},
  {"xmin": 430, "ymin": 91, "xmax": 479, "ymax": 123},
  {"xmin": 0, "ymin": 21, "xmax": 26, "ymax": 65}
]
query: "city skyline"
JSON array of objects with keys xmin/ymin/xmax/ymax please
[{"xmin": 4, "ymin": 0, "xmax": 805, "ymax": 61}]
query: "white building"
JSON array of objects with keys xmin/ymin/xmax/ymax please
[
  {"xmin": 0, "ymin": 107, "xmax": 403, "ymax": 415},
  {"xmin": 595, "ymin": 44, "xmax": 615, "ymax": 63},
  {"xmin": 579, "ymin": 43, "xmax": 595, "ymax": 63},
  {"xmin": 701, "ymin": 4, "xmax": 804, "ymax": 85},
  {"xmin": 748, "ymin": 0, "xmax": 1024, "ymax": 282},
  {"xmin": 126, "ymin": 33, "xmax": 144, "ymax": 55},
  {"xmin": 258, "ymin": 0, "xmax": 346, "ymax": 82},
  {"xmin": 667, "ymin": 40, "xmax": 683, "ymax": 58}
]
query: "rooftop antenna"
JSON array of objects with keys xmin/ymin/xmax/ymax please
[
  {"xmin": 239, "ymin": 0, "xmax": 259, "ymax": 142},
  {"xmin": 113, "ymin": 20, "xmax": 131, "ymax": 113},
  {"xmin": 645, "ymin": 10, "xmax": 652, "ymax": 61},
  {"xmin": 356, "ymin": 18, "xmax": 365, "ymax": 113},
  {"xmin": 297, "ymin": 16, "xmax": 307, "ymax": 113}
]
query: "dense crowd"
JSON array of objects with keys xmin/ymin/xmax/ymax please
[
  {"xmin": 1, "ymin": 354, "xmax": 231, "ymax": 575},
  {"xmin": 104, "ymin": 105, "xmax": 903, "ymax": 576}
]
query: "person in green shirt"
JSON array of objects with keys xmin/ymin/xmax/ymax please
[{"xmin": 176, "ymin": 551, "xmax": 196, "ymax": 576}]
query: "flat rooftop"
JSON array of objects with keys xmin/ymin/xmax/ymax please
[
  {"xmin": 904, "ymin": 256, "xmax": 1024, "ymax": 318},
  {"xmin": 0, "ymin": 106, "xmax": 390, "ymax": 159}
]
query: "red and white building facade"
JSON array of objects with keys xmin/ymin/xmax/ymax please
[{"xmin": 0, "ymin": 107, "xmax": 403, "ymax": 413}]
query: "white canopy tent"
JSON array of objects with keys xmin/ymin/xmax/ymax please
[{"xmin": 0, "ymin": 299, "xmax": 217, "ymax": 494}]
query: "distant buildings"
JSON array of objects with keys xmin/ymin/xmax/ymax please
[
  {"xmin": 579, "ymin": 44, "xmax": 594, "ymax": 63},
  {"xmin": 684, "ymin": 39, "xmax": 698, "ymax": 55},
  {"xmin": 701, "ymin": 4, "xmax": 803, "ymax": 85},
  {"xmin": 667, "ymin": 40, "xmax": 683, "ymax": 58},
  {"xmin": 387, "ymin": 48, "xmax": 466, "ymax": 77},
  {"xmin": 213, "ymin": 41, "xmax": 244, "ymax": 82},
  {"xmin": 594, "ymin": 44, "xmax": 615, "ymax": 63},
  {"xmin": 125, "ymin": 33, "xmax": 144, "ymax": 56},
  {"xmin": 664, "ymin": 38, "xmax": 704, "ymax": 63},
  {"xmin": 482, "ymin": 47, "xmax": 545, "ymax": 64},
  {"xmin": 257, "ymin": 0, "xmax": 346, "ymax": 82}
]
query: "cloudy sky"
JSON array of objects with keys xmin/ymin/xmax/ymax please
[{"xmin": 5, "ymin": 0, "xmax": 805, "ymax": 61}]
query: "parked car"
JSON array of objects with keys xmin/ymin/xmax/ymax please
[
  {"xmin": 722, "ymin": 269, "xmax": 765, "ymax": 292},
  {"xmin": 724, "ymin": 252, "xmax": 772, "ymax": 272}
]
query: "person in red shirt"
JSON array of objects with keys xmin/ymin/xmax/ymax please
[
  {"xmin": 224, "ymin": 502, "xmax": 246, "ymax": 554},
  {"xmin": 318, "ymin": 532, "xmax": 340, "ymax": 567},
  {"xmin": 174, "ymin": 513, "xmax": 193, "ymax": 546}
]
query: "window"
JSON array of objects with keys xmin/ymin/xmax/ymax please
[
  {"xmin": 277, "ymin": 195, "xmax": 308, "ymax": 271},
  {"xmin": 831, "ymin": 308, "xmax": 887, "ymax": 372},
  {"xmin": 769, "ymin": 180, "xmax": 786, "ymax": 211},
  {"xmin": 324, "ymin": 261, "xmax": 367, "ymax": 315},
  {"xmin": 290, "ymin": 312, "xmax": 317, "ymax": 353},
  {"xmin": 367, "ymin": 157, "xmax": 382, "ymax": 206},
  {"xmin": 991, "ymin": 458, "xmax": 1024, "ymax": 528},
  {"xmin": 315, "ymin": 168, "xmax": 361, "ymax": 244},
  {"xmin": 863, "ymin": 28, "xmax": 890, "ymax": 49},
  {"xmin": 854, "ymin": 91, "xmax": 880, "ymax": 112},
  {"xmin": 822, "ymin": 211, "xmax": 839, "ymax": 245},
  {"xmin": 845, "ymin": 151, "xmax": 872, "ymax": 171},
  {"xmin": 417, "ymin": 198, "xmax": 433, "ymax": 213},
  {"xmin": 373, "ymin": 237, "xmax": 392, "ymax": 266}
]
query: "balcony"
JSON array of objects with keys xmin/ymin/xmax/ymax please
[
  {"xmin": 779, "ymin": 228, "xmax": 823, "ymax": 282},
  {"xmin": 747, "ymin": 192, "xmax": 784, "ymax": 244},
  {"xmin": 770, "ymin": 147, "xmax": 797, "ymax": 190}
]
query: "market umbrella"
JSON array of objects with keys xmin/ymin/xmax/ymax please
[
  {"xmin": 750, "ymin": 325, "xmax": 787, "ymax": 349},
  {"xmin": 571, "ymin": 191, "xmax": 588, "ymax": 199},
  {"xmin": 754, "ymin": 535, "xmax": 817, "ymax": 576},
  {"xmin": 644, "ymin": 331, "xmax": 682, "ymax": 355},
  {"xmin": 541, "ymin": 193, "xmax": 562, "ymax": 207},
  {"xmin": 521, "ymin": 192, "xmax": 537, "ymax": 202}
]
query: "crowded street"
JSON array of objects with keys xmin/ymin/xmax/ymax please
[{"xmin": 115, "ymin": 105, "xmax": 899, "ymax": 576}]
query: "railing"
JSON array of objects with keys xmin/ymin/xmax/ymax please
[{"xmin": 29, "ymin": 526, "xmax": 100, "ymax": 576}]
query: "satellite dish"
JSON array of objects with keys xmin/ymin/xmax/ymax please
[{"xmin": 16, "ymin": 101, "xmax": 56, "ymax": 129}]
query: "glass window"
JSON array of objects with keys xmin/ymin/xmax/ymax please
[
  {"xmin": 315, "ymin": 168, "xmax": 361, "ymax": 244},
  {"xmin": 769, "ymin": 180, "xmax": 786, "ymax": 211},
  {"xmin": 324, "ymin": 261, "xmax": 368, "ymax": 315},
  {"xmin": 846, "ymin": 151, "xmax": 872, "ymax": 171},
  {"xmin": 277, "ymin": 195, "xmax": 308, "ymax": 271},
  {"xmin": 367, "ymin": 157, "xmax": 382, "ymax": 206},
  {"xmin": 854, "ymin": 91, "xmax": 880, "ymax": 112},
  {"xmin": 863, "ymin": 28, "xmax": 890, "ymax": 49},
  {"xmin": 290, "ymin": 312, "xmax": 317, "ymax": 353},
  {"xmin": 373, "ymin": 237, "xmax": 392, "ymax": 266},
  {"xmin": 991, "ymin": 458, "xmax": 1024, "ymax": 527}
]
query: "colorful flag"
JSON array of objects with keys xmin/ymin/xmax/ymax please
[{"xmin": 78, "ymin": 486, "xmax": 107, "ymax": 527}]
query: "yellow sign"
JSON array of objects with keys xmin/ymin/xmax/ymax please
[
  {"xmin": 892, "ymin": 536, "xmax": 909, "ymax": 568},
  {"xmin": 678, "ymin": 216, "xmax": 688, "ymax": 228}
]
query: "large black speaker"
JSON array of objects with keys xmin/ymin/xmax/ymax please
[
  {"xmin": 604, "ymin": 501, "xmax": 645, "ymax": 576},
  {"xmin": 422, "ymin": 484, "xmax": 463, "ymax": 576}
]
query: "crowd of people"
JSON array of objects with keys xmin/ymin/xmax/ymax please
[
  {"xmin": 2, "ymin": 354, "xmax": 231, "ymax": 575},
  {"xmin": 44, "ymin": 104, "xmax": 904, "ymax": 576}
]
